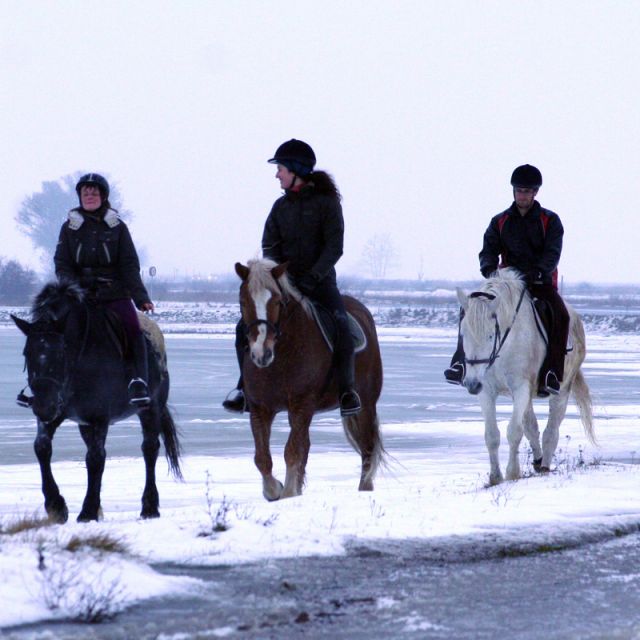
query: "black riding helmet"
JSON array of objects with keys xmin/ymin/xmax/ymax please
[
  {"xmin": 76, "ymin": 173, "xmax": 110, "ymax": 201},
  {"xmin": 510, "ymin": 164, "xmax": 542, "ymax": 189},
  {"xmin": 268, "ymin": 139, "xmax": 316, "ymax": 176}
]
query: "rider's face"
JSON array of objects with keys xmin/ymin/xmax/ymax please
[
  {"xmin": 514, "ymin": 187, "xmax": 537, "ymax": 213},
  {"xmin": 80, "ymin": 185, "xmax": 102, "ymax": 212},
  {"xmin": 275, "ymin": 164, "xmax": 296, "ymax": 190}
]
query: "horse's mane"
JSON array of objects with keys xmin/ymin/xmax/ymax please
[
  {"xmin": 246, "ymin": 259, "xmax": 312, "ymax": 317},
  {"xmin": 31, "ymin": 280, "xmax": 85, "ymax": 323},
  {"xmin": 465, "ymin": 268, "xmax": 528, "ymax": 341}
]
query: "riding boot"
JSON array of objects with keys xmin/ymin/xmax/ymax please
[
  {"xmin": 444, "ymin": 308, "xmax": 466, "ymax": 385},
  {"xmin": 129, "ymin": 334, "xmax": 150, "ymax": 406},
  {"xmin": 222, "ymin": 320, "xmax": 247, "ymax": 413},
  {"xmin": 336, "ymin": 347, "xmax": 361, "ymax": 417}
]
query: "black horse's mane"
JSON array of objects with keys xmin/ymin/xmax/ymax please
[{"xmin": 31, "ymin": 280, "xmax": 85, "ymax": 323}]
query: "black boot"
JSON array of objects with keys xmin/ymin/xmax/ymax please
[
  {"xmin": 444, "ymin": 361, "xmax": 465, "ymax": 385},
  {"xmin": 222, "ymin": 322, "xmax": 247, "ymax": 414},
  {"xmin": 336, "ymin": 348, "xmax": 361, "ymax": 417},
  {"xmin": 129, "ymin": 334, "xmax": 150, "ymax": 406},
  {"xmin": 222, "ymin": 387, "xmax": 246, "ymax": 413}
]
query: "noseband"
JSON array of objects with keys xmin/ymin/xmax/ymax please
[
  {"xmin": 465, "ymin": 288, "xmax": 526, "ymax": 370},
  {"xmin": 243, "ymin": 317, "xmax": 282, "ymax": 340}
]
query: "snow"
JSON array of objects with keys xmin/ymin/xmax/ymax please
[{"xmin": 1, "ymin": 304, "xmax": 640, "ymax": 629}]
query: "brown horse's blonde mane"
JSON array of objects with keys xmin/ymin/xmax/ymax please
[{"xmin": 246, "ymin": 259, "xmax": 313, "ymax": 317}]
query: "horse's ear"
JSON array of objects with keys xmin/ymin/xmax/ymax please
[
  {"xmin": 271, "ymin": 261, "xmax": 289, "ymax": 281},
  {"xmin": 456, "ymin": 288, "xmax": 468, "ymax": 311},
  {"xmin": 11, "ymin": 314, "xmax": 31, "ymax": 336},
  {"xmin": 235, "ymin": 262, "xmax": 250, "ymax": 281}
]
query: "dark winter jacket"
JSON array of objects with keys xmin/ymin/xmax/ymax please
[
  {"xmin": 53, "ymin": 206, "xmax": 150, "ymax": 308},
  {"xmin": 261, "ymin": 178, "xmax": 344, "ymax": 285},
  {"xmin": 479, "ymin": 201, "xmax": 563, "ymax": 286}
]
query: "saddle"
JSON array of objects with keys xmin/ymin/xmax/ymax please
[
  {"xmin": 92, "ymin": 306, "xmax": 167, "ymax": 375},
  {"xmin": 531, "ymin": 297, "xmax": 553, "ymax": 345},
  {"xmin": 308, "ymin": 302, "xmax": 367, "ymax": 354}
]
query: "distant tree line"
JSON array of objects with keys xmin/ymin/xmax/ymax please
[{"xmin": 0, "ymin": 258, "xmax": 38, "ymax": 305}]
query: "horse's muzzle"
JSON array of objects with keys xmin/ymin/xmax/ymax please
[
  {"xmin": 464, "ymin": 379, "xmax": 483, "ymax": 395},
  {"xmin": 251, "ymin": 346, "xmax": 274, "ymax": 368}
]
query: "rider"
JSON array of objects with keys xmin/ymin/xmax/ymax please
[
  {"xmin": 53, "ymin": 173, "xmax": 154, "ymax": 406},
  {"xmin": 444, "ymin": 164, "xmax": 569, "ymax": 396},
  {"xmin": 223, "ymin": 139, "xmax": 362, "ymax": 417}
]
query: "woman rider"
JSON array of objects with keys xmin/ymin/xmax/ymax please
[
  {"xmin": 223, "ymin": 139, "xmax": 361, "ymax": 417},
  {"xmin": 53, "ymin": 173, "xmax": 154, "ymax": 406}
]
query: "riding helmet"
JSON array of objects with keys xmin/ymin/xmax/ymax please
[
  {"xmin": 510, "ymin": 164, "xmax": 542, "ymax": 189},
  {"xmin": 76, "ymin": 173, "xmax": 110, "ymax": 200},
  {"xmin": 268, "ymin": 139, "xmax": 316, "ymax": 176}
]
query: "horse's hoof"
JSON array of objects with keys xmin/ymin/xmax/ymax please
[
  {"xmin": 45, "ymin": 498, "xmax": 69, "ymax": 524},
  {"xmin": 77, "ymin": 505, "xmax": 102, "ymax": 522},
  {"xmin": 539, "ymin": 466, "xmax": 551, "ymax": 474},
  {"xmin": 533, "ymin": 457, "xmax": 543, "ymax": 472},
  {"xmin": 141, "ymin": 509, "xmax": 160, "ymax": 519},
  {"xmin": 263, "ymin": 478, "xmax": 284, "ymax": 502}
]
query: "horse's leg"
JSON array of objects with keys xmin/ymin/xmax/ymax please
[
  {"xmin": 540, "ymin": 389, "xmax": 571, "ymax": 472},
  {"xmin": 282, "ymin": 405, "xmax": 314, "ymax": 498},
  {"xmin": 505, "ymin": 385, "xmax": 530, "ymax": 481},
  {"xmin": 77, "ymin": 420, "xmax": 108, "ymax": 522},
  {"xmin": 342, "ymin": 406, "xmax": 383, "ymax": 491},
  {"xmin": 139, "ymin": 405, "xmax": 161, "ymax": 519},
  {"xmin": 480, "ymin": 393, "xmax": 503, "ymax": 485},
  {"xmin": 250, "ymin": 407, "xmax": 282, "ymax": 501},
  {"xmin": 523, "ymin": 404, "xmax": 543, "ymax": 471},
  {"xmin": 34, "ymin": 417, "xmax": 68, "ymax": 523}
]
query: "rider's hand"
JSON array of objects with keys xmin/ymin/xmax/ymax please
[
  {"xmin": 140, "ymin": 302, "xmax": 155, "ymax": 313},
  {"xmin": 297, "ymin": 274, "xmax": 318, "ymax": 296},
  {"xmin": 526, "ymin": 270, "xmax": 543, "ymax": 286}
]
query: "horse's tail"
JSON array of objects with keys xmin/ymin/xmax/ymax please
[
  {"xmin": 572, "ymin": 368, "xmax": 597, "ymax": 446},
  {"xmin": 342, "ymin": 412, "xmax": 386, "ymax": 486},
  {"xmin": 160, "ymin": 405, "xmax": 183, "ymax": 480}
]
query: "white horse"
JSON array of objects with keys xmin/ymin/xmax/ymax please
[{"xmin": 457, "ymin": 268, "xmax": 595, "ymax": 485}]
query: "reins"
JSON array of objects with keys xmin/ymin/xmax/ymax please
[{"xmin": 465, "ymin": 286, "xmax": 527, "ymax": 370}]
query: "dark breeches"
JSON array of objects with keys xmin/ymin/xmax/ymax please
[
  {"xmin": 530, "ymin": 283, "xmax": 570, "ymax": 380},
  {"xmin": 104, "ymin": 299, "xmax": 142, "ymax": 342},
  {"xmin": 307, "ymin": 280, "xmax": 352, "ymax": 356}
]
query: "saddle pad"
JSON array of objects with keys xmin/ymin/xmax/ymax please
[
  {"xmin": 138, "ymin": 312, "xmax": 168, "ymax": 374},
  {"xmin": 309, "ymin": 303, "xmax": 367, "ymax": 354}
]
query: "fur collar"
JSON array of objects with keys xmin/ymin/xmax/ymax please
[{"xmin": 67, "ymin": 208, "xmax": 120, "ymax": 230}]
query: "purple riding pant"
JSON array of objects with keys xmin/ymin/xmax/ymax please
[{"xmin": 104, "ymin": 299, "xmax": 142, "ymax": 341}]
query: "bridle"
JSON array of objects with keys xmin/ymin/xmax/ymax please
[
  {"xmin": 465, "ymin": 287, "xmax": 527, "ymax": 370},
  {"xmin": 242, "ymin": 283, "xmax": 288, "ymax": 343}
]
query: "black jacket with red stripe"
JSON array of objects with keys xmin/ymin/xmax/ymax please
[{"xmin": 478, "ymin": 201, "xmax": 563, "ymax": 287}]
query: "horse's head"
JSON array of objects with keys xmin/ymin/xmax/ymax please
[
  {"xmin": 235, "ymin": 259, "xmax": 290, "ymax": 368},
  {"xmin": 456, "ymin": 269, "xmax": 527, "ymax": 395},
  {"xmin": 12, "ymin": 315, "xmax": 68, "ymax": 422},
  {"xmin": 11, "ymin": 280, "xmax": 84, "ymax": 422}
]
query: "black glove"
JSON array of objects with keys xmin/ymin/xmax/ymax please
[
  {"xmin": 526, "ymin": 269, "xmax": 543, "ymax": 286},
  {"xmin": 297, "ymin": 273, "xmax": 319, "ymax": 296}
]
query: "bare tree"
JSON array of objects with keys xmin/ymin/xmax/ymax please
[
  {"xmin": 361, "ymin": 233, "xmax": 398, "ymax": 278},
  {"xmin": 15, "ymin": 172, "xmax": 131, "ymax": 269}
]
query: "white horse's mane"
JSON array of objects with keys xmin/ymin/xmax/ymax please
[
  {"xmin": 246, "ymin": 259, "xmax": 313, "ymax": 316},
  {"xmin": 465, "ymin": 268, "xmax": 528, "ymax": 341}
]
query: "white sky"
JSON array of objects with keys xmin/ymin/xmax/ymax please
[{"xmin": 1, "ymin": 0, "xmax": 639, "ymax": 283}]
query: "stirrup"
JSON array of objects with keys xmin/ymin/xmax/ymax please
[
  {"xmin": 444, "ymin": 362, "xmax": 465, "ymax": 385},
  {"xmin": 543, "ymin": 371, "xmax": 560, "ymax": 395},
  {"xmin": 16, "ymin": 388, "xmax": 33, "ymax": 408},
  {"xmin": 222, "ymin": 388, "xmax": 246, "ymax": 414},
  {"xmin": 339, "ymin": 390, "xmax": 362, "ymax": 417},
  {"xmin": 128, "ymin": 378, "xmax": 151, "ymax": 406}
]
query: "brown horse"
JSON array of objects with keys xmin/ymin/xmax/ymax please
[{"xmin": 235, "ymin": 259, "xmax": 384, "ymax": 501}]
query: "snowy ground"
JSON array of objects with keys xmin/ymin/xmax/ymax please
[{"xmin": 1, "ymin": 305, "xmax": 639, "ymax": 629}]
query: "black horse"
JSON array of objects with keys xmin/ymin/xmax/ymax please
[{"xmin": 11, "ymin": 281, "xmax": 181, "ymax": 523}]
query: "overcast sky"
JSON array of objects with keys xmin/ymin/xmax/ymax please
[{"xmin": 1, "ymin": 0, "xmax": 638, "ymax": 283}]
